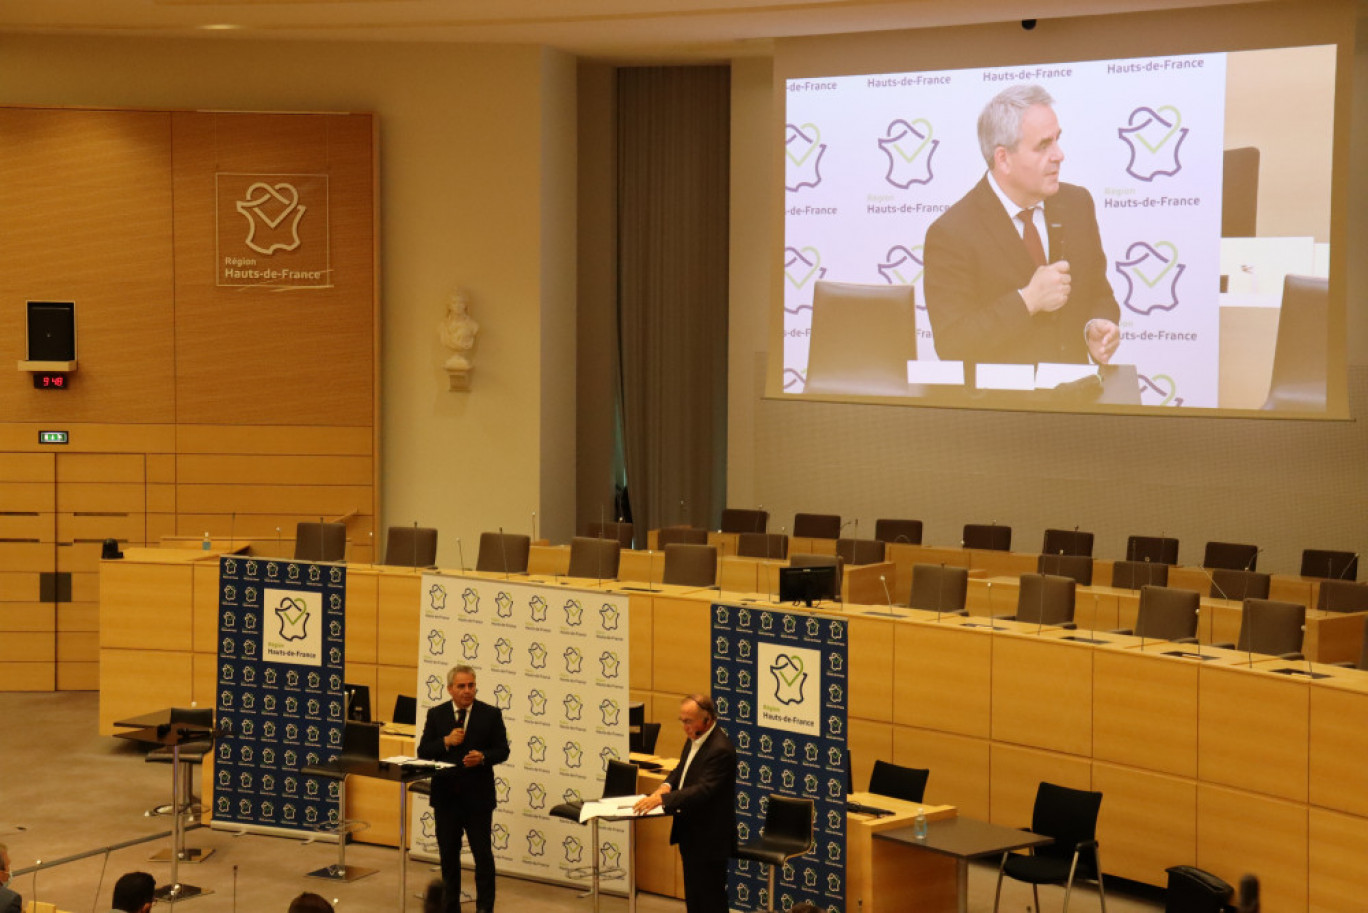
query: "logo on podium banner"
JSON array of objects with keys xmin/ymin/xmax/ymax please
[{"xmin": 217, "ymin": 173, "xmax": 331, "ymax": 288}]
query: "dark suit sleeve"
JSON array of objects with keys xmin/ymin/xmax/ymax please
[
  {"xmin": 0, "ymin": 887, "xmax": 20, "ymax": 913},
  {"xmin": 661, "ymin": 734, "xmax": 736, "ymax": 817},
  {"xmin": 418, "ymin": 703, "xmax": 452, "ymax": 761}
]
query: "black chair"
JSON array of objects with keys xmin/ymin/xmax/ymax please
[
  {"xmin": 629, "ymin": 721, "xmax": 661, "ymax": 755},
  {"xmin": 144, "ymin": 706, "xmax": 215, "ymax": 858},
  {"xmin": 787, "ymin": 554, "xmax": 842, "ymax": 601},
  {"xmin": 382, "ymin": 525, "xmax": 437, "ymax": 567},
  {"xmin": 792, "ymin": 512, "xmax": 841, "ymax": 539},
  {"xmin": 1301, "ymin": 549, "xmax": 1358, "ymax": 581},
  {"xmin": 720, "ymin": 508, "xmax": 768, "ymax": 534},
  {"xmin": 549, "ymin": 760, "xmax": 640, "ymax": 904},
  {"xmin": 735, "ymin": 795, "xmax": 815, "ymax": 913},
  {"xmin": 295, "ymin": 521, "xmax": 346, "ymax": 562},
  {"xmin": 1203, "ymin": 541, "xmax": 1259, "ymax": 572},
  {"xmin": 475, "ymin": 531, "xmax": 531, "ymax": 574},
  {"xmin": 1013, "ymin": 574, "xmax": 1077, "ymax": 628},
  {"xmin": 1119, "ymin": 586, "xmax": 1199, "ymax": 643},
  {"xmin": 567, "ymin": 536, "xmax": 621, "ymax": 580},
  {"xmin": 909, "ymin": 563, "xmax": 968, "ymax": 615},
  {"xmin": 1125, "ymin": 536, "xmax": 1179, "ymax": 566},
  {"xmin": 1233, "ymin": 598, "xmax": 1306, "ymax": 659},
  {"xmin": 1262, "ymin": 274, "xmax": 1328, "ymax": 412},
  {"xmin": 662, "ymin": 543, "xmax": 718, "ymax": 587},
  {"xmin": 1038, "ymin": 554, "xmax": 1093, "ymax": 587},
  {"xmin": 1042, "ymin": 529, "xmax": 1094, "ymax": 558},
  {"xmin": 1317, "ymin": 579, "xmax": 1368, "ymax": 613},
  {"xmin": 868, "ymin": 760, "xmax": 928, "ymax": 804},
  {"xmin": 1164, "ymin": 864, "xmax": 1233, "ymax": 913},
  {"xmin": 656, "ymin": 526, "xmax": 707, "ymax": 548},
  {"xmin": 837, "ymin": 537, "xmax": 886, "ymax": 566},
  {"xmin": 964, "ymin": 523, "xmax": 1012, "ymax": 551},
  {"xmin": 301, "ymin": 720, "xmax": 382, "ymax": 881},
  {"xmin": 392, "ymin": 694, "xmax": 416, "ymax": 726},
  {"xmin": 736, "ymin": 532, "xmax": 788, "ymax": 560},
  {"xmin": 993, "ymin": 781, "xmax": 1107, "ymax": 913},
  {"xmin": 586, "ymin": 521, "xmax": 634, "ymax": 550},
  {"xmin": 1110, "ymin": 560, "xmax": 1168, "ymax": 590},
  {"xmin": 874, "ymin": 518, "xmax": 923, "ymax": 545},
  {"xmin": 1208, "ymin": 568, "xmax": 1269, "ymax": 602}
]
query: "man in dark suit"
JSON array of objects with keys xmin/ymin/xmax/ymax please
[
  {"xmin": 924, "ymin": 83, "xmax": 1121, "ymax": 366},
  {"xmin": 418, "ymin": 665, "xmax": 510, "ymax": 913},
  {"xmin": 633, "ymin": 693, "xmax": 736, "ymax": 913},
  {"xmin": 0, "ymin": 843, "xmax": 20, "ymax": 913}
]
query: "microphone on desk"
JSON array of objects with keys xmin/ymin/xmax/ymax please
[
  {"xmin": 457, "ymin": 538, "xmax": 467, "ymax": 572},
  {"xmin": 878, "ymin": 574, "xmax": 895, "ymax": 617},
  {"xmin": 1245, "ymin": 548, "xmax": 1264, "ymax": 573},
  {"xmin": 1237, "ymin": 874, "xmax": 1259, "ymax": 913},
  {"xmin": 1200, "ymin": 564, "xmax": 1229, "ymax": 601},
  {"xmin": 499, "ymin": 526, "xmax": 510, "ymax": 579},
  {"xmin": 531, "ymin": 511, "xmax": 537, "ymax": 544},
  {"xmin": 412, "ymin": 520, "xmax": 420, "ymax": 570},
  {"xmin": 1337, "ymin": 553, "xmax": 1359, "ymax": 580}
]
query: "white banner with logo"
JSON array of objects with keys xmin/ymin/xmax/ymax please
[{"xmin": 411, "ymin": 574, "xmax": 631, "ymax": 886}]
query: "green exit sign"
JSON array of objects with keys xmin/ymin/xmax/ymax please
[{"xmin": 39, "ymin": 430, "xmax": 68, "ymax": 445}]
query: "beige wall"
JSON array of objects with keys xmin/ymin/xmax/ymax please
[{"xmin": 0, "ymin": 35, "xmax": 580, "ymax": 563}]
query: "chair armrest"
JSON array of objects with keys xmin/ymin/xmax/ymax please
[
  {"xmin": 1110, "ymin": 628, "xmax": 1133, "ymax": 636},
  {"xmin": 992, "ymin": 614, "xmax": 1018, "ymax": 621},
  {"xmin": 1171, "ymin": 636, "xmax": 1199, "ymax": 645},
  {"xmin": 1277, "ymin": 652, "xmax": 1304, "ymax": 661},
  {"xmin": 1060, "ymin": 622, "xmax": 1077, "ymax": 630},
  {"xmin": 1213, "ymin": 641, "xmax": 1235, "ymax": 650}
]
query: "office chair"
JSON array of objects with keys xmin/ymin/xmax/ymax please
[
  {"xmin": 662, "ymin": 543, "xmax": 718, "ymax": 587},
  {"xmin": 993, "ymin": 781, "xmax": 1107, "ymax": 913},
  {"xmin": 475, "ymin": 531, "xmax": 531, "ymax": 574},
  {"xmin": 1117, "ymin": 586, "xmax": 1199, "ymax": 642},
  {"xmin": 909, "ymin": 563, "xmax": 969, "ymax": 615},
  {"xmin": 736, "ymin": 532, "xmax": 789, "ymax": 560},
  {"xmin": 381, "ymin": 525, "xmax": 438, "ymax": 567},
  {"xmin": 1231, "ymin": 598, "xmax": 1306, "ymax": 659},
  {"xmin": 549, "ymin": 760, "xmax": 640, "ymax": 905},
  {"xmin": 1203, "ymin": 541, "xmax": 1259, "ymax": 572},
  {"xmin": 1300, "ymin": 548, "xmax": 1358, "ymax": 581},
  {"xmin": 391, "ymin": 694, "xmax": 417, "ymax": 726},
  {"xmin": 1262, "ymin": 274, "xmax": 1328, "ymax": 412},
  {"xmin": 735, "ymin": 795, "xmax": 815, "ymax": 913},
  {"xmin": 301, "ymin": 720, "xmax": 382, "ymax": 881},
  {"xmin": 1164, "ymin": 864, "xmax": 1233, "ymax": 913},
  {"xmin": 1037, "ymin": 553, "xmax": 1093, "ymax": 587},
  {"xmin": 874, "ymin": 518, "xmax": 923, "ymax": 545},
  {"xmin": 295, "ymin": 521, "xmax": 346, "ymax": 562},
  {"xmin": 802, "ymin": 279, "xmax": 917, "ymax": 397},
  {"xmin": 1109, "ymin": 560, "xmax": 1168, "ymax": 590},
  {"xmin": 963, "ymin": 523, "xmax": 1012, "ymax": 551},
  {"xmin": 629, "ymin": 722, "xmax": 661, "ymax": 755},
  {"xmin": 1316, "ymin": 579, "xmax": 1368, "ymax": 613},
  {"xmin": 1207, "ymin": 568, "xmax": 1269, "ymax": 602},
  {"xmin": 656, "ymin": 526, "xmax": 707, "ymax": 548},
  {"xmin": 1012, "ymin": 573, "xmax": 1077, "ymax": 628},
  {"xmin": 720, "ymin": 508, "xmax": 768, "ymax": 534},
  {"xmin": 144, "ymin": 706, "xmax": 215, "ymax": 861},
  {"xmin": 836, "ymin": 537, "xmax": 886, "ymax": 566},
  {"xmin": 1042, "ymin": 528, "xmax": 1094, "ymax": 558},
  {"xmin": 586, "ymin": 520, "xmax": 634, "ymax": 550},
  {"xmin": 567, "ymin": 536, "xmax": 621, "ymax": 580},
  {"xmin": 792, "ymin": 512, "xmax": 841, "ymax": 539},
  {"xmin": 868, "ymin": 760, "xmax": 929, "ymax": 804},
  {"xmin": 1125, "ymin": 536, "xmax": 1179, "ymax": 566}
]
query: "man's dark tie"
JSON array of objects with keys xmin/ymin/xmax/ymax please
[
  {"xmin": 1018, "ymin": 209, "xmax": 1047, "ymax": 267},
  {"xmin": 456, "ymin": 708, "xmax": 467, "ymax": 728}
]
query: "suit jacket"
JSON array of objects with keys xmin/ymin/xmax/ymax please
[
  {"xmin": 417, "ymin": 698, "xmax": 510, "ymax": 813},
  {"xmin": 0, "ymin": 883, "xmax": 20, "ymax": 913},
  {"xmin": 662, "ymin": 725, "xmax": 737, "ymax": 858},
  {"xmin": 924, "ymin": 176, "xmax": 1120, "ymax": 365}
]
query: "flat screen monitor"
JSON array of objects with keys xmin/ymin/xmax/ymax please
[
  {"xmin": 392, "ymin": 694, "xmax": 416, "ymax": 726},
  {"xmin": 779, "ymin": 564, "xmax": 839, "ymax": 606},
  {"xmin": 344, "ymin": 682, "xmax": 371, "ymax": 723}
]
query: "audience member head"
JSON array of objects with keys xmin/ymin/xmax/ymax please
[
  {"xmin": 111, "ymin": 871, "xmax": 156, "ymax": 913},
  {"xmin": 287, "ymin": 892, "xmax": 335, "ymax": 913},
  {"xmin": 0, "ymin": 843, "xmax": 10, "ymax": 887},
  {"xmin": 423, "ymin": 878, "xmax": 445, "ymax": 913}
]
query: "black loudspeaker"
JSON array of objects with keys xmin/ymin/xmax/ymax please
[{"xmin": 27, "ymin": 301, "xmax": 76, "ymax": 361}]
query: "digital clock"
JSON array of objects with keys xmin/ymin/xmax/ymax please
[{"xmin": 33, "ymin": 372, "xmax": 69, "ymax": 389}]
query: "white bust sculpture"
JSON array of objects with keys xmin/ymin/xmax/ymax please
[{"xmin": 439, "ymin": 289, "xmax": 480, "ymax": 388}]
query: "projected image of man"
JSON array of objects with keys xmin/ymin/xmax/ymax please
[{"xmin": 924, "ymin": 84, "xmax": 1121, "ymax": 365}]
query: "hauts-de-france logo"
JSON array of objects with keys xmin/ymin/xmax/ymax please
[
  {"xmin": 785, "ymin": 122, "xmax": 826, "ymax": 193},
  {"xmin": 756, "ymin": 641, "xmax": 822, "ymax": 736},
  {"xmin": 216, "ymin": 173, "xmax": 331, "ymax": 289},
  {"xmin": 878, "ymin": 118, "xmax": 938, "ymax": 189},
  {"xmin": 1117, "ymin": 106, "xmax": 1188, "ymax": 182},
  {"xmin": 262, "ymin": 587, "xmax": 324, "ymax": 665},
  {"xmin": 1114, "ymin": 241, "xmax": 1186, "ymax": 316}
]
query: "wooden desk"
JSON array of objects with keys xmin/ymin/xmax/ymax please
[{"xmin": 847, "ymin": 793, "xmax": 957, "ymax": 913}]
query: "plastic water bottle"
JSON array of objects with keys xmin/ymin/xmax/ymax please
[
  {"xmin": 202, "ymin": 531, "xmax": 211, "ymax": 551},
  {"xmin": 914, "ymin": 807, "xmax": 927, "ymax": 840}
]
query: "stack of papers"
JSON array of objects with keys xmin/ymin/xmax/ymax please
[{"xmin": 578, "ymin": 795, "xmax": 664, "ymax": 823}]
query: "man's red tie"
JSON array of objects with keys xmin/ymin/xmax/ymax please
[{"xmin": 1018, "ymin": 209, "xmax": 1047, "ymax": 267}]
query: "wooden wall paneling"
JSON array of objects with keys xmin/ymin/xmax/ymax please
[
  {"xmin": 345, "ymin": 567, "xmax": 380, "ymax": 665},
  {"xmin": 99, "ymin": 648, "xmax": 193, "ymax": 734},
  {"xmin": 59, "ymin": 603, "xmax": 98, "ymax": 632},
  {"xmin": 1092, "ymin": 761, "xmax": 1198, "ymax": 885},
  {"xmin": 629, "ymin": 593, "xmax": 653, "ymax": 691},
  {"xmin": 847, "ymin": 718, "xmax": 892, "ymax": 793},
  {"xmin": 56, "ymin": 453, "xmax": 146, "ymax": 483},
  {"xmin": 0, "ymin": 109, "xmax": 177, "ymax": 425},
  {"xmin": 1308, "ymin": 678, "xmax": 1368, "ymax": 817},
  {"xmin": 0, "ymin": 604, "xmax": 55, "ymax": 632},
  {"xmin": 1196, "ymin": 783, "xmax": 1308, "ymax": 913},
  {"xmin": 991, "ymin": 633, "xmax": 1093, "ymax": 756},
  {"xmin": 0, "ymin": 424, "xmax": 175, "ymax": 454},
  {"xmin": 892, "ymin": 620, "xmax": 992, "ymax": 738},
  {"xmin": 1093, "ymin": 647, "xmax": 1199, "ymax": 778},
  {"xmin": 374, "ymin": 572, "xmax": 420, "ymax": 668},
  {"xmin": 891, "ymin": 725, "xmax": 991, "ymax": 819},
  {"xmin": 192, "ymin": 651, "xmax": 218, "ymax": 710},
  {"xmin": 847, "ymin": 615, "xmax": 895, "ymax": 724},
  {"xmin": 58, "ymin": 630, "xmax": 98, "ymax": 663},
  {"xmin": 0, "ymin": 662, "xmax": 55, "ymax": 691},
  {"xmin": 375, "ymin": 664, "xmax": 416, "ymax": 724},
  {"xmin": 988, "ymin": 742, "xmax": 1093, "ymax": 827},
  {"xmin": 191, "ymin": 561, "xmax": 222, "ymax": 655},
  {"xmin": 0, "ymin": 632, "xmax": 56, "ymax": 663},
  {"xmin": 175, "ymin": 424, "xmax": 373, "ymax": 456},
  {"xmin": 651, "ymin": 694, "xmax": 684, "ymax": 741},
  {"xmin": 57, "ymin": 662, "xmax": 98, "ymax": 690},
  {"xmin": 1308, "ymin": 807, "xmax": 1368, "ymax": 913},
  {"xmin": 100, "ymin": 560, "xmax": 194, "ymax": 651},
  {"xmin": 1198, "ymin": 664, "xmax": 1310, "ymax": 802},
  {"xmin": 650, "ymin": 596, "xmax": 710, "ymax": 696},
  {"xmin": 174, "ymin": 483, "xmax": 371, "ymax": 517},
  {"xmin": 177, "ymin": 453, "xmax": 373, "ymax": 486}
]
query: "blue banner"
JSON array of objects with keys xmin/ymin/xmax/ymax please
[
  {"xmin": 214, "ymin": 556, "xmax": 347, "ymax": 833},
  {"xmin": 712, "ymin": 604, "xmax": 848, "ymax": 913}
]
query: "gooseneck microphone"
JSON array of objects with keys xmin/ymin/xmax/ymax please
[
  {"xmin": 1245, "ymin": 548, "xmax": 1264, "ymax": 572},
  {"xmin": 456, "ymin": 538, "xmax": 466, "ymax": 572},
  {"xmin": 498, "ymin": 526, "xmax": 510, "ymax": 580},
  {"xmin": 877, "ymin": 574, "xmax": 897, "ymax": 617},
  {"xmin": 1237, "ymin": 873, "xmax": 1260, "ymax": 913},
  {"xmin": 531, "ymin": 511, "xmax": 537, "ymax": 544},
  {"xmin": 412, "ymin": 520, "xmax": 419, "ymax": 570}
]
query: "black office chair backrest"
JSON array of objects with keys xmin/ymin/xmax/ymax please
[
  {"xmin": 586, "ymin": 521, "xmax": 634, "ymax": 550},
  {"xmin": 1209, "ymin": 568, "xmax": 1270, "ymax": 602},
  {"xmin": 1236, "ymin": 598, "xmax": 1305, "ymax": 656},
  {"xmin": 763, "ymin": 795, "xmax": 815, "ymax": 851},
  {"xmin": 1042, "ymin": 528, "xmax": 1094, "ymax": 558},
  {"xmin": 720, "ymin": 508, "xmax": 768, "ymax": 534},
  {"xmin": 793, "ymin": 513, "xmax": 841, "ymax": 539},
  {"xmin": 909, "ymin": 563, "xmax": 969, "ymax": 613},
  {"xmin": 295, "ymin": 521, "xmax": 346, "ymax": 562},
  {"xmin": 656, "ymin": 527, "xmax": 708, "ymax": 548},
  {"xmin": 475, "ymin": 532, "xmax": 531, "ymax": 574},
  {"xmin": 628, "ymin": 701, "xmax": 645, "ymax": 728},
  {"xmin": 1037, "ymin": 553, "xmax": 1093, "ymax": 587},
  {"xmin": 1359, "ymin": 618, "xmax": 1368, "ymax": 671},
  {"xmin": 392, "ymin": 695, "xmax": 417, "ymax": 726},
  {"xmin": 1111, "ymin": 559, "xmax": 1168, "ymax": 590},
  {"xmin": 662, "ymin": 544, "xmax": 718, "ymax": 587},
  {"xmin": 1017, "ymin": 574, "xmax": 1076, "ymax": 627},
  {"xmin": 1164, "ymin": 864, "xmax": 1234, "ymax": 913},
  {"xmin": 1301, "ymin": 548, "xmax": 1358, "ymax": 581},
  {"xmin": 1126, "ymin": 535, "xmax": 1180, "ymax": 566},
  {"xmin": 1203, "ymin": 540, "xmax": 1259, "ymax": 571},
  {"xmin": 963, "ymin": 523, "xmax": 1011, "ymax": 551},
  {"xmin": 1317, "ymin": 579, "xmax": 1368, "ymax": 613},
  {"xmin": 567, "ymin": 536, "xmax": 621, "ymax": 580},
  {"xmin": 602, "ymin": 759, "xmax": 640, "ymax": 799},
  {"xmin": 836, "ymin": 537, "xmax": 885, "ymax": 566},
  {"xmin": 1135, "ymin": 586, "xmax": 1200, "ymax": 641},
  {"xmin": 874, "ymin": 519, "xmax": 923, "ymax": 545},
  {"xmin": 736, "ymin": 532, "xmax": 789, "ymax": 560},
  {"xmin": 169, "ymin": 706, "xmax": 215, "ymax": 728},
  {"xmin": 341, "ymin": 720, "xmax": 382, "ymax": 762},
  {"xmin": 1031, "ymin": 781, "xmax": 1103, "ymax": 870},
  {"xmin": 868, "ymin": 760, "xmax": 929, "ymax": 804},
  {"xmin": 382, "ymin": 525, "xmax": 438, "ymax": 567}
]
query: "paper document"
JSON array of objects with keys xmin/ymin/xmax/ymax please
[
  {"xmin": 579, "ymin": 795, "xmax": 663, "ymax": 823},
  {"xmin": 1034, "ymin": 362, "xmax": 1099, "ymax": 389},
  {"xmin": 382, "ymin": 756, "xmax": 455, "ymax": 769},
  {"xmin": 975, "ymin": 363, "xmax": 1036, "ymax": 390}
]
